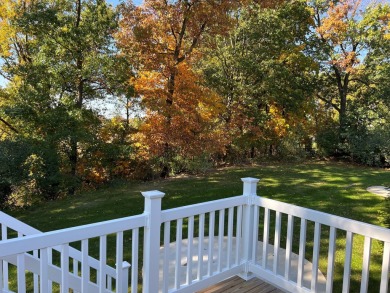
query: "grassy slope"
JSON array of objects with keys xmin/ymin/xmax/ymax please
[{"xmin": 6, "ymin": 161, "xmax": 390, "ymax": 291}]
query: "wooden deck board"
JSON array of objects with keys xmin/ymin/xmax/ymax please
[{"xmin": 197, "ymin": 276, "xmax": 285, "ymax": 293}]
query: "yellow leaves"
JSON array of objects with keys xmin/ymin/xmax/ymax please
[
  {"xmin": 267, "ymin": 105, "xmax": 288, "ymax": 138},
  {"xmin": 0, "ymin": 1, "xmax": 17, "ymax": 57}
]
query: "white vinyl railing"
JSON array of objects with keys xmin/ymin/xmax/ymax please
[
  {"xmin": 0, "ymin": 178, "xmax": 389, "ymax": 293},
  {"xmin": 0, "ymin": 211, "xmax": 123, "ymax": 293}
]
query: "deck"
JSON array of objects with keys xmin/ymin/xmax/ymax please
[
  {"xmin": 198, "ymin": 276, "xmax": 284, "ymax": 293},
  {"xmin": 0, "ymin": 177, "xmax": 389, "ymax": 293}
]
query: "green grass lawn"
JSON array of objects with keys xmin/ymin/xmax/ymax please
[{"xmin": 5, "ymin": 161, "xmax": 390, "ymax": 292}]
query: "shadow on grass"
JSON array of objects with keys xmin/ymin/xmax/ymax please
[{"xmin": 5, "ymin": 161, "xmax": 389, "ymax": 292}]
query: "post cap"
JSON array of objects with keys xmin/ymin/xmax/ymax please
[
  {"xmin": 241, "ymin": 177, "xmax": 260, "ymax": 183},
  {"xmin": 142, "ymin": 190, "xmax": 165, "ymax": 199}
]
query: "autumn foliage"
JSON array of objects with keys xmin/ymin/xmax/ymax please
[
  {"xmin": 116, "ymin": 0, "xmax": 246, "ymax": 175},
  {"xmin": 0, "ymin": 0, "xmax": 389, "ymax": 205}
]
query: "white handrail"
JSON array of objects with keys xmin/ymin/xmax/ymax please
[
  {"xmin": 0, "ymin": 212, "xmax": 118, "ymax": 278},
  {"xmin": 0, "ymin": 214, "xmax": 146, "ymax": 257},
  {"xmin": 255, "ymin": 197, "xmax": 390, "ymax": 242},
  {"xmin": 161, "ymin": 195, "xmax": 246, "ymax": 222}
]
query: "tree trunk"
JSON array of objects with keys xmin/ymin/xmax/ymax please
[
  {"xmin": 68, "ymin": 0, "xmax": 83, "ymax": 194},
  {"xmin": 69, "ymin": 136, "xmax": 78, "ymax": 195},
  {"xmin": 332, "ymin": 65, "xmax": 350, "ymax": 151}
]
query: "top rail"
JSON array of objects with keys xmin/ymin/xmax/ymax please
[
  {"xmin": 0, "ymin": 212, "xmax": 40, "ymax": 236},
  {"xmin": 0, "ymin": 214, "xmax": 146, "ymax": 257},
  {"xmin": 161, "ymin": 195, "xmax": 246, "ymax": 222},
  {"xmin": 256, "ymin": 197, "xmax": 390, "ymax": 242},
  {"xmin": 0, "ymin": 212, "xmax": 118, "ymax": 278}
]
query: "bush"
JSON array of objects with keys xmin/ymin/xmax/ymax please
[
  {"xmin": 348, "ymin": 125, "xmax": 390, "ymax": 167},
  {"xmin": 0, "ymin": 138, "xmax": 63, "ymax": 207},
  {"xmin": 316, "ymin": 122, "xmax": 340, "ymax": 157}
]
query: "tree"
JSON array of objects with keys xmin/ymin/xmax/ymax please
[
  {"xmin": 0, "ymin": 0, "xmax": 129, "ymax": 195},
  {"xmin": 201, "ymin": 1, "xmax": 317, "ymax": 159},
  {"xmin": 117, "ymin": 0, "xmax": 243, "ymax": 176},
  {"xmin": 310, "ymin": 0, "xmax": 390, "ymax": 153}
]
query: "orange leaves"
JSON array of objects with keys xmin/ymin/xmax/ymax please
[
  {"xmin": 316, "ymin": 0, "xmax": 363, "ymax": 72},
  {"xmin": 139, "ymin": 62, "xmax": 226, "ymax": 157},
  {"xmin": 317, "ymin": 1, "xmax": 352, "ymax": 44},
  {"xmin": 117, "ymin": 0, "xmax": 243, "ymax": 68},
  {"xmin": 116, "ymin": 0, "xmax": 241, "ymax": 161},
  {"xmin": 133, "ymin": 71, "xmax": 167, "ymax": 109}
]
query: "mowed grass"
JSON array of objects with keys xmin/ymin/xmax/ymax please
[{"xmin": 5, "ymin": 161, "xmax": 390, "ymax": 292}]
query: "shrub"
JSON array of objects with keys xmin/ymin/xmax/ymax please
[
  {"xmin": 0, "ymin": 138, "xmax": 63, "ymax": 207},
  {"xmin": 315, "ymin": 122, "xmax": 340, "ymax": 157},
  {"xmin": 348, "ymin": 125, "xmax": 390, "ymax": 167}
]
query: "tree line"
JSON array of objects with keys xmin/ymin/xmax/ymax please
[{"xmin": 0, "ymin": 0, "xmax": 389, "ymax": 207}]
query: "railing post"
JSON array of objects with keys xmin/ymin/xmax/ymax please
[
  {"xmin": 142, "ymin": 190, "xmax": 165, "ymax": 293},
  {"xmin": 240, "ymin": 177, "xmax": 260, "ymax": 280},
  {"xmin": 121, "ymin": 261, "xmax": 131, "ymax": 293}
]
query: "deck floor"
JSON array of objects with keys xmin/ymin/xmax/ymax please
[{"xmin": 197, "ymin": 276, "xmax": 285, "ymax": 293}]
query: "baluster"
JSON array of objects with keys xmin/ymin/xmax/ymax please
[
  {"xmin": 0, "ymin": 259, "xmax": 2, "ymax": 291},
  {"xmin": 116, "ymin": 231, "xmax": 124, "ymax": 293},
  {"xmin": 297, "ymin": 218, "xmax": 307, "ymax": 287},
  {"xmin": 40, "ymin": 248, "xmax": 49, "ymax": 293},
  {"xmin": 197, "ymin": 213, "xmax": 205, "ymax": 280},
  {"xmin": 163, "ymin": 222, "xmax": 170, "ymax": 293},
  {"xmin": 217, "ymin": 209, "xmax": 225, "ymax": 273},
  {"xmin": 251, "ymin": 205, "xmax": 259, "ymax": 264},
  {"xmin": 2, "ymin": 225, "xmax": 8, "ymax": 291},
  {"xmin": 73, "ymin": 259, "xmax": 78, "ymax": 277},
  {"xmin": 360, "ymin": 236, "xmax": 372, "ymax": 293},
  {"xmin": 342, "ymin": 231, "xmax": 354, "ymax": 292},
  {"xmin": 174, "ymin": 218, "xmax": 183, "ymax": 289},
  {"xmin": 61, "ymin": 244, "xmax": 69, "ymax": 293},
  {"xmin": 99, "ymin": 235, "xmax": 107, "ymax": 293},
  {"xmin": 285, "ymin": 214, "xmax": 293, "ymax": 280},
  {"xmin": 48, "ymin": 248, "xmax": 53, "ymax": 293},
  {"xmin": 273, "ymin": 211, "xmax": 282, "ymax": 274},
  {"xmin": 207, "ymin": 211, "xmax": 215, "ymax": 276},
  {"xmin": 33, "ymin": 250, "xmax": 39, "ymax": 293},
  {"xmin": 235, "ymin": 206, "xmax": 242, "ymax": 266},
  {"xmin": 326, "ymin": 227, "xmax": 336, "ymax": 292},
  {"xmin": 107, "ymin": 276, "xmax": 112, "ymax": 291},
  {"xmin": 131, "ymin": 228, "xmax": 139, "ymax": 293},
  {"xmin": 227, "ymin": 207, "xmax": 234, "ymax": 268},
  {"xmin": 262, "ymin": 208, "xmax": 270, "ymax": 269},
  {"xmin": 81, "ymin": 239, "xmax": 89, "ymax": 293},
  {"xmin": 380, "ymin": 241, "xmax": 390, "ymax": 293},
  {"xmin": 17, "ymin": 253, "xmax": 26, "ymax": 292},
  {"xmin": 311, "ymin": 222, "xmax": 321, "ymax": 291},
  {"xmin": 186, "ymin": 216, "xmax": 194, "ymax": 285}
]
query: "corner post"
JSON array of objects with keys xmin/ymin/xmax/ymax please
[
  {"xmin": 142, "ymin": 190, "xmax": 165, "ymax": 293},
  {"xmin": 240, "ymin": 177, "xmax": 260, "ymax": 280}
]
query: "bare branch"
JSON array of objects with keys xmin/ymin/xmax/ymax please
[
  {"xmin": 316, "ymin": 94, "xmax": 340, "ymax": 112},
  {"xmin": 0, "ymin": 117, "xmax": 19, "ymax": 133}
]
